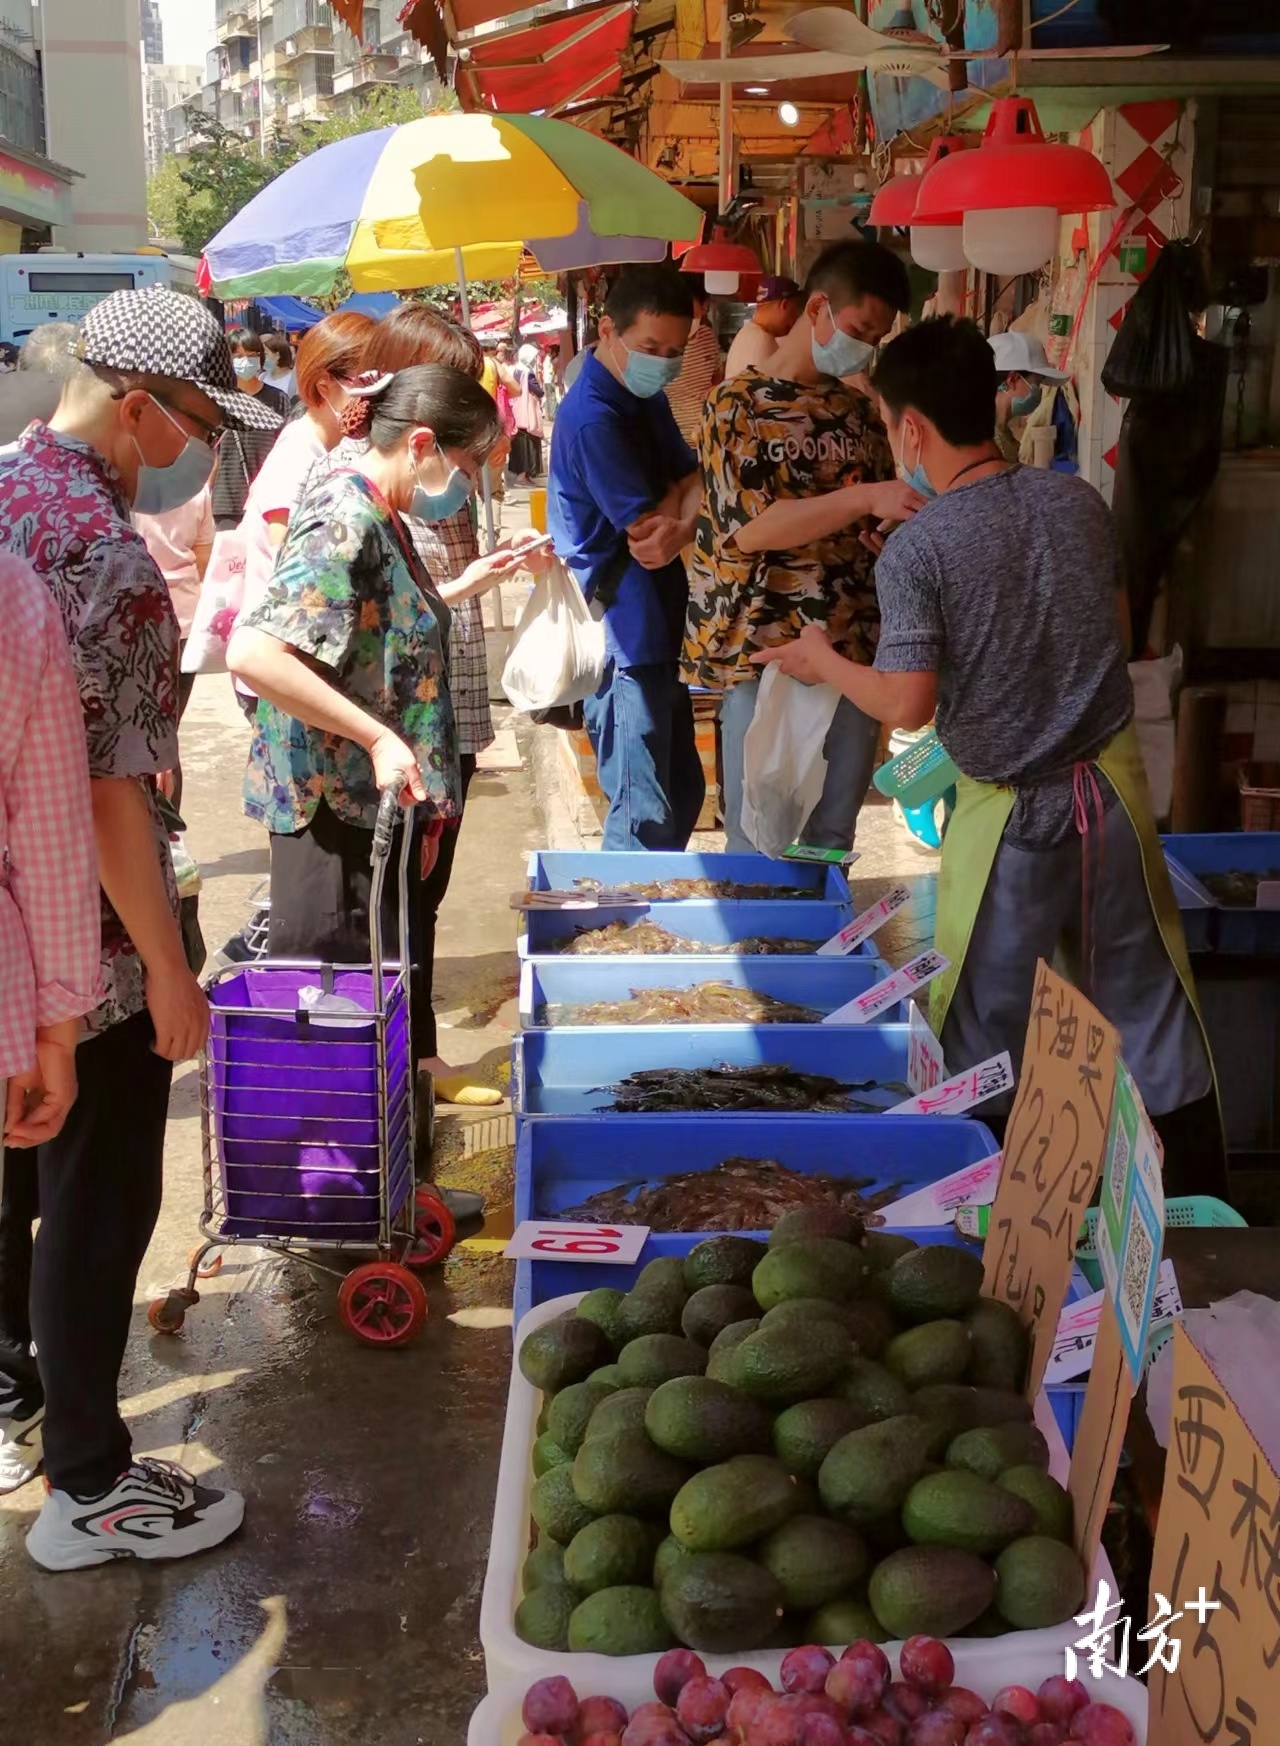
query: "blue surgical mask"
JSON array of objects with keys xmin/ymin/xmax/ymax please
[
  {"xmin": 613, "ymin": 337, "xmax": 683, "ymax": 399},
  {"xmin": 811, "ymin": 298, "xmax": 875, "ymax": 379},
  {"xmin": 896, "ymin": 422, "xmax": 937, "ymax": 500},
  {"xmin": 132, "ymin": 396, "xmax": 216, "ymax": 514},
  {"xmin": 1011, "ymin": 382, "xmax": 1043, "ymax": 418},
  {"xmin": 233, "ymin": 356, "xmax": 258, "ymax": 381},
  {"xmin": 412, "ymin": 453, "xmax": 473, "ymax": 524}
]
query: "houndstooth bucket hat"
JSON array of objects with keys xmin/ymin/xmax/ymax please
[{"xmin": 78, "ymin": 286, "xmax": 283, "ymax": 432}]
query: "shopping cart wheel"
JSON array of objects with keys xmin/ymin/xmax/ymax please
[
  {"xmin": 189, "ymin": 1243, "xmax": 223, "ymax": 1281},
  {"xmin": 337, "ymin": 1263, "xmax": 427, "ymax": 1348},
  {"xmin": 406, "ymin": 1190, "xmax": 456, "ymax": 1270},
  {"xmin": 148, "ymin": 1288, "xmax": 197, "ymax": 1335}
]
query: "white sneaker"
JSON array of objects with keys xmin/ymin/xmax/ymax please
[
  {"xmin": 0, "ymin": 1407, "xmax": 43, "ymax": 1493},
  {"xmin": 25, "ymin": 1457, "xmax": 244, "ymax": 1571}
]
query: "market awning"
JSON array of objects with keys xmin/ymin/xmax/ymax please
[
  {"xmin": 333, "ymin": 291, "xmax": 400, "ymax": 318},
  {"xmin": 455, "ymin": 2, "xmax": 633, "ymax": 114},
  {"xmin": 254, "ymin": 294, "xmax": 323, "ymax": 328}
]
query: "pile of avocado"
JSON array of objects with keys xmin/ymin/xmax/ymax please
[{"xmin": 514, "ymin": 1208, "xmax": 1087, "ymax": 1658}]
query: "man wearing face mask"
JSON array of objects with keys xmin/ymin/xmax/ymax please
[
  {"xmin": 0, "ymin": 287, "xmax": 281, "ymax": 1568},
  {"xmin": 686, "ymin": 240, "xmax": 921, "ymax": 855},
  {"xmin": 754, "ymin": 316, "xmax": 1221, "ymax": 1198},
  {"xmin": 989, "ymin": 330, "xmax": 1067, "ymax": 462},
  {"xmin": 548, "ymin": 266, "xmax": 705, "ymax": 851}
]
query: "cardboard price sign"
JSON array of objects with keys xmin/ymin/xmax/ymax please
[
  {"xmin": 982, "ymin": 961, "xmax": 1119, "ymax": 1398},
  {"xmin": 1148, "ymin": 1328, "xmax": 1280, "ymax": 1746}
]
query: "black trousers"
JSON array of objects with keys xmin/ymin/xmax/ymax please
[
  {"xmin": 269, "ymin": 775, "xmax": 476, "ymax": 1063},
  {"xmin": 0, "ymin": 1012, "xmax": 172, "ymax": 1495}
]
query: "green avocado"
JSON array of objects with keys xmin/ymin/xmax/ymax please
[
  {"xmin": 617, "ymin": 1333, "xmax": 707, "ymax": 1389},
  {"xmin": 998, "ymin": 1465, "xmax": 1074, "ymax": 1542},
  {"xmin": 768, "ymin": 1206, "xmax": 864, "ymax": 1248},
  {"xmin": 720, "ymin": 1318, "xmax": 850, "ymax": 1406},
  {"xmin": 572, "ymin": 1430, "xmax": 694, "ymax": 1519},
  {"xmin": 965, "ymin": 1295, "xmax": 1030, "ymax": 1391},
  {"xmin": 563, "ymin": 1514, "xmax": 663, "ymax": 1596},
  {"xmin": 946, "ymin": 1421, "xmax": 1050, "ymax": 1481},
  {"xmin": 545, "ymin": 1379, "xmax": 619, "ymax": 1457},
  {"xmin": 644, "ymin": 1374, "xmax": 774, "ymax": 1464},
  {"xmin": 682, "ymin": 1283, "xmax": 760, "ymax": 1347},
  {"xmin": 669, "ymin": 1454, "xmax": 800, "ymax": 1552},
  {"xmin": 884, "ymin": 1245, "xmax": 985, "ymax": 1324},
  {"xmin": 902, "ymin": 1469, "xmax": 1038, "ymax": 1556},
  {"xmin": 584, "ymin": 1386, "xmax": 653, "ymax": 1443},
  {"xmin": 869, "ymin": 1545, "xmax": 998, "ymax": 1639},
  {"xmin": 753, "ymin": 1237, "xmax": 873, "ymax": 1310},
  {"xmin": 514, "ymin": 1582, "xmax": 577, "ymax": 1650},
  {"xmin": 772, "ymin": 1397, "xmax": 873, "ymax": 1478},
  {"xmin": 683, "ymin": 1233, "xmax": 767, "ymax": 1291},
  {"xmin": 519, "ymin": 1313, "xmax": 612, "ymax": 1394},
  {"xmin": 817, "ymin": 1414, "xmax": 934, "ymax": 1526},
  {"xmin": 577, "ymin": 1287, "xmax": 628, "ymax": 1350},
  {"xmin": 884, "ymin": 1319, "xmax": 973, "ymax": 1390},
  {"xmin": 659, "ymin": 1552, "xmax": 783, "ymax": 1654},
  {"xmin": 531, "ymin": 1461, "xmax": 597, "ymax": 1544},
  {"xmin": 757, "ymin": 1514, "xmax": 870, "ymax": 1611},
  {"xmin": 994, "ymin": 1535, "xmax": 1087, "ymax": 1629},
  {"xmin": 568, "ymin": 1585, "xmax": 672, "ymax": 1655}
]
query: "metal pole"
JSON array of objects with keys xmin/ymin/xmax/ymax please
[
  {"xmin": 456, "ymin": 247, "xmax": 502, "ymax": 602},
  {"xmin": 257, "ymin": 0, "xmax": 266, "ymax": 157},
  {"xmin": 717, "ymin": 0, "xmax": 733, "ymax": 213}
]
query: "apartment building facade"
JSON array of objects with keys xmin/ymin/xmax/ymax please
[{"xmin": 143, "ymin": 62, "xmax": 204, "ymax": 176}]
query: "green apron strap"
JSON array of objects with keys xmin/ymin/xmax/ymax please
[{"xmin": 931, "ymin": 772, "xmax": 1016, "ymax": 1038}]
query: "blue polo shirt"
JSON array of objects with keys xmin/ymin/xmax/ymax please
[{"xmin": 548, "ymin": 350, "xmax": 697, "ymax": 669}]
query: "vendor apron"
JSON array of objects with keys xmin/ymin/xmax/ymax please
[{"xmin": 931, "ymin": 721, "xmax": 1204, "ymax": 1051}]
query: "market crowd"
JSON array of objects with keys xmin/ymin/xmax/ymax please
[{"xmin": 0, "ymin": 244, "xmax": 1221, "ymax": 1574}]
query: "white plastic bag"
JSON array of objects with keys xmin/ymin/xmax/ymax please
[
  {"xmin": 740, "ymin": 665, "xmax": 841, "ymax": 858},
  {"xmin": 1129, "ymin": 646, "xmax": 1182, "ymax": 820},
  {"xmin": 501, "ymin": 556, "xmax": 606, "ymax": 714},
  {"xmin": 181, "ymin": 529, "xmax": 247, "ymax": 675}
]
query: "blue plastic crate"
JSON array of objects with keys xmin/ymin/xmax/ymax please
[
  {"xmin": 513, "ymin": 1023, "xmax": 917, "ymax": 1120},
  {"xmin": 527, "ymin": 850, "xmax": 853, "ymax": 906},
  {"xmin": 519, "ymin": 899, "xmax": 868, "ymax": 960},
  {"xmin": 518, "ymin": 955, "xmax": 901, "ymax": 1029},
  {"xmin": 512, "ymin": 1113, "xmax": 997, "ymax": 1321},
  {"xmin": 1160, "ymin": 843, "xmax": 1215, "ymax": 954},
  {"xmin": 1162, "ymin": 832, "xmax": 1280, "ymax": 954}
]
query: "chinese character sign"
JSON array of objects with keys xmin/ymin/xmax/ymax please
[
  {"xmin": 982, "ymin": 961, "xmax": 1119, "ymax": 1397},
  {"xmin": 1149, "ymin": 1327, "xmax": 1280, "ymax": 1746},
  {"xmin": 887, "ymin": 1051, "xmax": 1014, "ymax": 1116},
  {"xmin": 907, "ymin": 999, "xmax": 946, "ymax": 1094}
]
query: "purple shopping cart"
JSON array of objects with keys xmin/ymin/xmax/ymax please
[{"xmin": 148, "ymin": 789, "xmax": 455, "ymax": 1348}]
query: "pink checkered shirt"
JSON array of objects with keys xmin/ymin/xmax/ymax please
[{"xmin": 0, "ymin": 554, "xmax": 103, "ymax": 1076}]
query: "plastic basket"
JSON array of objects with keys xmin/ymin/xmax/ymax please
[
  {"xmin": 1161, "ymin": 831, "xmax": 1280, "ymax": 953},
  {"xmin": 480, "ymin": 1292, "xmax": 1126, "ymax": 1692},
  {"xmin": 1075, "ymin": 1194, "xmax": 1246, "ymax": 1291},
  {"xmin": 519, "ymin": 899, "xmax": 865, "ymax": 960},
  {"xmin": 1240, "ymin": 762, "xmax": 1280, "ymax": 832},
  {"xmin": 873, "ymin": 728, "xmax": 960, "ymax": 811},
  {"xmin": 525, "ymin": 850, "xmax": 852, "ymax": 906}
]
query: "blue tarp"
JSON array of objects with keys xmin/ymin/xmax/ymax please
[
  {"xmin": 333, "ymin": 292, "xmax": 399, "ymax": 319},
  {"xmin": 254, "ymin": 294, "xmax": 324, "ymax": 329}
]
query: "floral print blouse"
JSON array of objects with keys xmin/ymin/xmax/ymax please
[{"xmin": 241, "ymin": 468, "xmax": 461, "ymax": 835}]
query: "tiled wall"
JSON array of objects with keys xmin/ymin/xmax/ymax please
[{"xmin": 1073, "ymin": 100, "xmax": 1196, "ymax": 503}]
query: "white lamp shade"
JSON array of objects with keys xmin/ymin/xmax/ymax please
[
  {"xmin": 704, "ymin": 269, "xmax": 740, "ymax": 296},
  {"xmin": 910, "ymin": 223, "xmax": 969, "ymax": 273},
  {"xmin": 962, "ymin": 206, "xmax": 1058, "ymax": 276}
]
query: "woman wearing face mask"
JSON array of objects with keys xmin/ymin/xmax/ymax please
[
  {"xmin": 989, "ymin": 331, "xmax": 1067, "ymax": 463},
  {"xmin": 261, "ymin": 332, "xmax": 296, "ymax": 399},
  {"xmin": 311, "ymin": 306, "xmax": 547, "ymax": 1104},
  {"xmin": 227, "ymin": 365, "xmax": 503, "ymax": 1033},
  {"xmin": 237, "ymin": 311, "xmax": 378, "ymax": 628},
  {"xmin": 684, "ymin": 239, "xmax": 922, "ymax": 856},
  {"xmin": 211, "ymin": 330, "xmax": 291, "ymax": 531}
]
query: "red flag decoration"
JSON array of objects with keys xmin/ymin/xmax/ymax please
[{"xmin": 330, "ymin": 0, "xmax": 366, "ymax": 37}]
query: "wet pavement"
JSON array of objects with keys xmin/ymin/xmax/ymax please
[{"xmin": 0, "ymin": 675, "xmax": 542, "ymax": 1745}]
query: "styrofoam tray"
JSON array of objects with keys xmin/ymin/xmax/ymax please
[
  {"xmin": 518, "ymin": 955, "xmax": 901, "ymax": 1029},
  {"xmin": 526, "ymin": 849, "xmax": 854, "ymax": 906},
  {"xmin": 480, "ymin": 1293, "xmax": 1125, "ymax": 1692},
  {"xmin": 469, "ymin": 1665, "xmax": 1148, "ymax": 1746}
]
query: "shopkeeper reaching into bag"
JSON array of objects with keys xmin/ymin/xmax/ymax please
[{"xmin": 754, "ymin": 316, "xmax": 1223, "ymax": 1198}]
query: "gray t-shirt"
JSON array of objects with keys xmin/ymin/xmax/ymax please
[{"xmin": 875, "ymin": 466, "xmax": 1133, "ymax": 847}]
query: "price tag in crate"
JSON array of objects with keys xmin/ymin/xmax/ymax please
[
  {"xmin": 876, "ymin": 1153, "xmax": 1003, "ymax": 1227},
  {"xmin": 907, "ymin": 1000, "xmax": 946, "ymax": 1094},
  {"xmin": 886, "ymin": 1051, "xmax": 1014, "ymax": 1115},
  {"xmin": 816, "ymin": 883, "xmax": 910, "ymax": 956},
  {"xmin": 822, "ymin": 948, "xmax": 950, "ymax": 1024},
  {"xmin": 504, "ymin": 1221, "xmax": 650, "ymax": 1264}
]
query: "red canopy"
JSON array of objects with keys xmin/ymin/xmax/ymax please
[{"xmin": 455, "ymin": 2, "xmax": 632, "ymax": 113}]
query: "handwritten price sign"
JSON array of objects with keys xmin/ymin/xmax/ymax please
[
  {"xmin": 823, "ymin": 949, "xmax": 950, "ymax": 1026},
  {"xmin": 877, "ymin": 1153, "xmax": 1003, "ymax": 1227},
  {"xmin": 907, "ymin": 1000, "xmax": 946, "ymax": 1094},
  {"xmin": 887, "ymin": 1051, "xmax": 1014, "ymax": 1116},
  {"xmin": 982, "ymin": 960, "xmax": 1118, "ymax": 1398},
  {"xmin": 504, "ymin": 1222, "xmax": 650, "ymax": 1264},
  {"xmin": 817, "ymin": 884, "xmax": 911, "ymax": 957}
]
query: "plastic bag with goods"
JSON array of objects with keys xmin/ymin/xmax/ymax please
[
  {"xmin": 182, "ymin": 528, "xmax": 246, "ymax": 676},
  {"xmin": 502, "ymin": 556, "xmax": 606, "ymax": 715},
  {"xmin": 740, "ymin": 668, "xmax": 841, "ymax": 861}
]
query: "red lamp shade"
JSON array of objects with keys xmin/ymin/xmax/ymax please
[
  {"xmin": 680, "ymin": 232, "xmax": 761, "ymax": 298},
  {"xmin": 914, "ymin": 97, "xmax": 1115, "ymax": 219},
  {"xmin": 869, "ymin": 133, "xmax": 974, "ymax": 228}
]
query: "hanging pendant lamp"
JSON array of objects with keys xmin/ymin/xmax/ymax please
[
  {"xmin": 869, "ymin": 134, "xmax": 975, "ymax": 274},
  {"xmin": 914, "ymin": 96, "xmax": 1114, "ymax": 276},
  {"xmin": 680, "ymin": 229, "xmax": 762, "ymax": 297}
]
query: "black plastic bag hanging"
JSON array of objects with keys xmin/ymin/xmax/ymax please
[{"xmin": 1101, "ymin": 239, "xmax": 1207, "ymax": 399}]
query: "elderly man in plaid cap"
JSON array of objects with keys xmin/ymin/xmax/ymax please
[{"xmin": 0, "ymin": 287, "xmax": 280, "ymax": 1571}]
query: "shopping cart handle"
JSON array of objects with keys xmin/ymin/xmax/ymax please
[{"xmin": 374, "ymin": 785, "xmax": 404, "ymax": 855}]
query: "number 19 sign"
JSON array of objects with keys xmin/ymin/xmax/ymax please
[{"xmin": 504, "ymin": 1222, "xmax": 650, "ymax": 1265}]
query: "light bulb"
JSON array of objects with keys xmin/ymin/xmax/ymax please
[
  {"xmin": 910, "ymin": 224, "xmax": 969, "ymax": 273},
  {"xmin": 704, "ymin": 269, "xmax": 740, "ymax": 295},
  {"xmin": 778, "ymin": 101, "xmax": 799, "ymax": 126},
  {"xmin": 962, "ymin": 206, "xmax": 1058, "ymax": 276}
]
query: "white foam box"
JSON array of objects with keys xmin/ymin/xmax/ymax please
[
  {"xmin": 468, "ymin": 1666, "xmax": 1148, "ymax": 1746},
  {"xmin": 480, "ymin": 1295, "xmax": 1132, "ymax": 1693}
]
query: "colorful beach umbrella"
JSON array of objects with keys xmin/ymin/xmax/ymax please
[{"xmin": 202, "ymin": 111, "xmax": 702, "ymax": 299}]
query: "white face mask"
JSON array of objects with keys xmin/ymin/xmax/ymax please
[
  {"xmin": 132, "ymin": 396, "xmax": 216, "ymax": 514},
  {"xmin": 233, "ymin": 356, "xmax": 259, "ymax": 382}
]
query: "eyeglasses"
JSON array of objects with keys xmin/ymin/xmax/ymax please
[{"xmin": 150, "ymin": 391, "xmax": 228, "ymax": 450}]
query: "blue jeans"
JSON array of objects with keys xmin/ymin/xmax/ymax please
[
  {"xmin": 583, "ymin": 662, "xmax": 705, "ymax": 851},
  {"xmin": 719, "ymin": 678, "xmax": 879, "ymax": 855}
]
